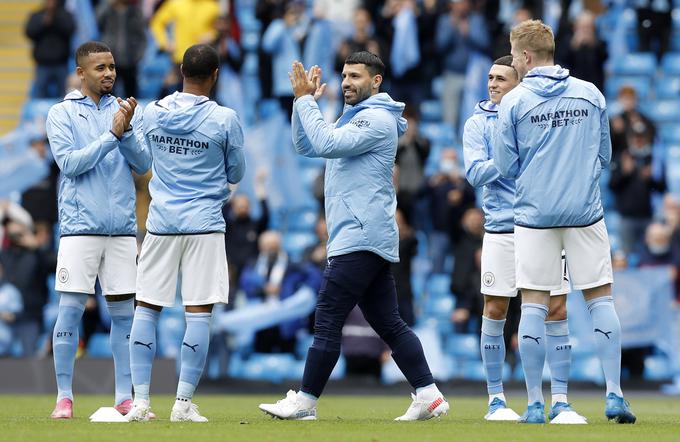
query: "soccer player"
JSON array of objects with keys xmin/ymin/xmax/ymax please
[
  {"xmin": 493, "ymin": 20, "xmax": 636, "ymax": 424},
  {"xmin": 45, "ymin": 41, "xmax": 151, "ymax": 419},
  {"xmin": 463, "ymin": 56, "xmax": 582, "ymax": 423},
  {"xmin": 258, "ymin": 52, "xmax": 449, "ymax": 421},
  {"xmin": 126, "ymin": 44, "xmax": 245, "ymax": 423}
]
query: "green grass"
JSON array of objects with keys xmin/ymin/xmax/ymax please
[{"xmin": 1, "ymin": 394, "xmax": 678, "ymax": 442}]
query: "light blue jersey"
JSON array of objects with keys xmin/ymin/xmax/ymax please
[
  {"xmin": 462, "ymin": 100, "xmax": 515, "ymax": 233},
  {"xmin": 46, "ymin": 90, "xmax": 151, "ymax": 236},
  {"xmin": 493, "ymin": 66, "xmax": 610, "ymax": 228},
  {"xmin": 143, "ymin": 92, "xmax": 246, "ymax": 234},
  {"xmin": 292, "ymin": 93, "xmax": 407, "ymax": 262}
]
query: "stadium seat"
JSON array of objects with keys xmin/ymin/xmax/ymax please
[
  {"xmin": 445, "ymin": 334, "xmax": 480, "ymax": 360},
  {"xmin": 287, "ymin": 209, "xmax": 318, "ymax": 232},
  {"xmin": 661, "ymin": 53, "xmax": 680, "ymax": 76},
  {"xmin": 426, "ymin": 273, "xmax": 451, "ymax": 296},
  {"xmin": 610, "ymin": 52, "xmax": 657, "ymax": 77},
  {"xmin": 660, "ymin": 125, "xmax": 680, "ymax": 143},
  {"xmin": 420, "ymin": 122, "xmax": 456, "ymax": 146},
  {"xmin": 644, "ymin": 354, "xmax": 673, "ymax": 381},
  {"xmin": 665, "ymin": 144, "xmax": 680, "ymax": 195},
  {"xmin": 157, "ymin": 315, "xmax": 185, "ymax": 358},
  {"xmin": 282, "ymin": 232, "xmax": 317, "ymax": 261},
  {"xmin": 570, "ymin": 356, "xmax": 605, "ymax": 384},
  {"xmin": 640, "ymin": 99, "xmax": 680, "ymax": 124},
  {"xmin": 20, "ymin": 99, "xmax": 58, "ymax": 123},
  {"xmin": 86, "ymin": 333, "xmax": 112, "ymax": 358},
  {"xmin": 605, "ymin": 76, "xmax": 651, "ymax": 101},
  {"xmin": 241, "ymin": 353, "xmax": 296, "ymax": 383},
  {"xmin": 654, "ymin": 76, "xmax": 680, "ymax": 99},
  {"xmin": 420, "ymin": 100, "xmax": 443, "ymax": 122}
]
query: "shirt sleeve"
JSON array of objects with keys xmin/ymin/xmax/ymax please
[
  {"xmin": 462, "ymin": 116, "xmax": 500, "ymax": 187},
  {"xmin": 118, "ymin": 105, "xmax": 152, "ymax": 174},
  {"xmin": 225, "ymin": 112, "xmax": 246, "ymax": 184},
  {"xmin": 493, "ymin": 101, "xmax": 520, "ymax": 178},
  {"xmin": 599, "ymin": 107, "xmax": 612, "ymax": 168},
  {"xmin": 46, "ymin": 104, "xmax": 119, "ymax": 178},
  {"xmin": 293, "ymin": 95, "xmax": 389, "ymax": 159},
  {"xmin": 291, "ymin": 98, "xmax": 315, "ymax": 156}
]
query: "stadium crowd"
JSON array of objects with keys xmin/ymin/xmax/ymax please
[{"xmin": 0, "ymin": 0, "xmax": 679, "ymax": 392}]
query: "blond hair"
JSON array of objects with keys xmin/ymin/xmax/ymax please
[{"xmin": 510, "ymin": 20, "xmax": 555, "ymax": 61}]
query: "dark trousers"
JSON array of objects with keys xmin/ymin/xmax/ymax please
[{"xmin": 301, "ymin": 251, "xmax": 434, "ymax": 397}]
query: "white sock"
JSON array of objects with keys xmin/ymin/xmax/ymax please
[
  {"xmin": 552, "ymin": 394, "xmax": 568, "ymax": 406},
  {"xmin": 489, "ymin": 392, "xmax": 506, "ymax": 405},
  {"xmin": 297, "ymin": 391, "xmax": 318, "ymax": 407},
  {"xmin": 415, "ymin": 383, "xmax": 440, "ymax": 400}
]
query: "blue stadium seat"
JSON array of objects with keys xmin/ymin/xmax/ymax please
[
  {"xmin": 445, "ymin": 334, "xmax": 480, "ymax": 360},
  {"xmin": 157, "ymin": 315, "xmax": 184, "ymax": 358},
  {"xmin": 420, "ymin": 100, "xmax": 443, "ymax": 122},
  {"xmin": 287, "ymin": 209, "xmax": 318, "ymax": 232},
  {"xmin": 610, "ymin": 52, "xmax": 657, "ymax": 77},
  {"xmin": 654, "ymin": 76, "xmax": 680, "ymax": 99},
  {"xmin": 427, "ymin": 273, "xmax": 451, "ymax": 296},
  {"xmin": 420, "ymin": 122, "xmax": 456, "ymax": 146},
  {"xmin": 21, "ymin": 99, "xmax": 58, "ymax": 123},
  {"xmin": 241, "ymin": 353, "xmax": 295, "ymax": 383},
  {"xmin": 457, "ymin": 360, "xmax": 486, "ymax": 381},
  {"xmin": 665, "ymin": 144, "xmax": 680, "ymax": 195},
  {"xmin": 86, "ymin": 333, "xmax": 112, "ymax": 358},
  {"xmin": 661, "ymin": 53, "xmax": 680, "ymax": 76},
  {"xmin": 282, "ymin": 232, "xmax": 317, "ymax": 261},
  {"xmin": 644, "ymin": 355, "xmax": 673, "ymax": 381},
  {"xmin": 641, "ymin": 99, "xmax": 680, "ymax": 124},
  {"xmin": 605, "ymin": 76, "xmax": 651, "ymax": 101},
  {"xmin": 570, "ymin": 356, "xmax": 605, "ymax": 384},
  {"xmin": 660, "ymin": 125, "xmax": 680, "ymax": 143}
]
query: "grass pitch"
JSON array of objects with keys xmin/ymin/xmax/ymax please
[{"xmin": 1, "ymin": 394, "xmax": 678, "ymax": 442}]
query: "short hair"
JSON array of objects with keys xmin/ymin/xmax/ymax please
[
  {"xmin": 345, "ymin": 51, "xmax": 385, "ymax": 77},
  {"xmin": 510, "ymin": 19, "xmax": 555, "ymax": 61},
  {"xmin": 493, "ymin": 55, "xmax": 518, "ymax": 78},
  {"xmin": 181, "ymin": 44, "xmax": 219, "ymax": 80},
  {"xmin": 75, "ymin": 41, "xmax": 112, "ymax": 67}
]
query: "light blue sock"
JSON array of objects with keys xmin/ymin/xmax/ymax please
[
  {"xmin": 545, "ymin": 320, "xmax": 571, "ymax": 397},
  {"xmin": 481, "ymin": 316, "xmax": 506, "ymax": 396},
  {"xmin": 177, "ymin": 312, "xmax": 211, "ymax": 401},
  {"xmin": 518, "ymin": 303, "xmax": 548, "ymax": 405},
  {"xmin": 53, "ymin": 293, "xmax": 88, "ymax": 402},
  {"xmin": 107, "ymin": 298, "xmax": 134, "ymax": 405},
  {"xmin": 586, "ymin": 296, "xmax": 623, "ymax": 396},
  {"xmin": 129, "ymin": 307, "xmax": 159, "ymax": 401}
]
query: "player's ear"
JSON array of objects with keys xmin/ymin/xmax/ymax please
[
  {"xmin": 212, "ymin": 68, "xmax": 219, "ymax": 85},
  {"xmin": 373, "ymin": 74, "xmax": 382, "ymax": 90},
  {"xmin": 75, "ymin": 65, "xmax": 84, "ymax": 80}
]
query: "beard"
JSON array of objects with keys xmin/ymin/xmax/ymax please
[{"xmin": 343, "ymin": 85, "xmax": 372, "ymax": 105}]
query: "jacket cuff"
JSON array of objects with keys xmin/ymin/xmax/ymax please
[{"xmin": 109, "ymin": 130, "xmax": 122, "ymax": 142}]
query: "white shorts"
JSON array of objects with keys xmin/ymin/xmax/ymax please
[
  {"xmin": 136, "ymin": 233, "xmax": 229, "ymax": 307},
  {"xmin": 515, "ymin": 219, "xmax": 614, "ymax": 291},
  {"xmin": 481, "ymin": 232, "xmax": 569, "ymax": 297},
  {"xmin": 55, "ymin": 235, "xmax": 137, "ymax": 295}
]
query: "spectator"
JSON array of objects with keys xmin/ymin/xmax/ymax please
[
  {"xmin": 435, "ymin": 0, "xmax": 490, "ymax": 126},
  {"xmin": 610, "ymin": 86, "xmax": 656, "ymax": 158},
  {"xmin": 334, "ymin": 8, "xmax": 383, "ymax": 75},
  {"xmin": 556, "ymin": 11, "xmax": 607, "ymax": 93},
  {"xmin": 96, "ymin": 0, "xmax": 147, "ymax": 98},
  {"xmin": 239, "ymin": 231, "xmax": 321, "ymax": 353},
  {"xmin": 391, "ymin": 208, "xmax": 417, "ymax": 327},
  {"xmin": 213, "ymin": 14, "xmax": 245, "ymax": 117},
  {"xmin": 255, "ymin": 0, "xmax": 287, "ymax": 100},
  {"xmin": 425, "ymin": 148, "xmax": 477, "ymax": 273},
  {"xmin": 0, "ymin": 217, "xmax": 55, "ymax": 357},
  {"xmin": 150, "ymin": 0, "xmax": 219, "ymax": 91},
  {"xmin": 224, "ymin": 171, "xmax": 270, "ymax": 293},
  {"xmin": 341, "ymin": 306, "xmax": 389, "ymax": 380},
  {"xmin": 449, "ymin": 207, "xmax": 484, "ymax": 334},
  {"xmin": 0, "ymin": 262, "xmax": 22, "ymax": 356},
  {"xmin": 20, "ymin": 136, "xmax": 59, "ymax": 236},
  {"xmin": 609, "ymin": 125, "xmax": 666, "ymax": 254},
  {"xmin": 261, "ymin": 0, "xmax": 308, "ymax": 118},
  {"xmin": 395, "ymin": 106, "xmax": 430, "ymax": 224},
  {"xmin": 0, "ymin": 201, "xmax": 33, "ymax": 249},
  {"xmin": 25, "ymin": 0, "xmax": 75, "ymax": 98},
  {"xmin": 636, "ymin": 0, "xmax": 672, "ymax": 60},
  {"xmin": 302, "ymin": 216, "xmax": 328, "ymax": 271}
]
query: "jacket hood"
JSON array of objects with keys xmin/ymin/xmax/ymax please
[
  {"xmin": 522, "ymin": 65, "xmax": 570, "ymax": 97},
  {"xmin": 154, "ymin": 92, "xmax": 217, "ymax": 134},
  {"xmin": 337, "ymin": 92, "xmax": 408, "ymax": 137},
  {"xmin": 63, "ymin": 89, "xmax": 116, "ymax": 108},
  {"xmin": 474, "ymin": 99, "xmax": 498, "ymax": 115}
]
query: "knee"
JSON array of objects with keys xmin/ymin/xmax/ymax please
[
  {"xmin": 483, "ymin": 298, "xmax": 509, "ymax": 320},
  {"xmin": 547, "ymin": 299, "xmax": 567, "ymax": 322}
]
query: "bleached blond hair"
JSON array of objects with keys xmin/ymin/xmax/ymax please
[{"xmin": 510, "ymin": 20, "xmax": 555, "ymax": 61}]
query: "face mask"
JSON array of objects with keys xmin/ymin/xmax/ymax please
[
  {"xmin": 649, "ymin": 243, "xmax": 670, "ymax": 255},
  {"xmin": 441, "ymin": 159, "xmax": 457, "ymax": 173}
]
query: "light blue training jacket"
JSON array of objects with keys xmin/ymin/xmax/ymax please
[
  {"xmin": 143, "ymin": 92, "xmax": 245, "ymax": 235},
  {"xmin": 292, "ymin": 93, "xmax": 407, "ymax": 262},
  {"xmin": 462, "ymin": 100, "xmax": 515, "ymax": 233},
  {"xmin": 46, "ymin": 90, "xmax": 151, "ymax": 236},
  {"xmin": 493, "ymin": 65, "xmax": 611, "ymax": 228}
]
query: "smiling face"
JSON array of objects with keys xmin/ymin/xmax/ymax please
[
  {"xmin": 341, "ymin": 63, "xmax": 380, "ymax": 105},
  {"xmin": 488, "ymin": 64, "xmax": 519, "ymax": 104},
  {"xmin": 77, "ymin": 51, "xmax": 116, "ymax": 100}
]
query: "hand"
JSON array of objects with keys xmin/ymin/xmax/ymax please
[
  {"xmin": 620, "ymin": 152, "xmax": 635, "ymax": 174},
  {"xmin": 451, "ymin": 308, "xmax": 470, "ymax": 324},
  {"xmin": 307, "ymin": 65, "xmax": 327, "ymax": 100},
  {"xmin": 254, "ymin": 168, "xmax": 268, "ymax": 199},
  {"xmin": 264, "ymin": 283, "xmax": 280, "ymax": 297},
  {"xmin": 111, "ymin": 110, "xmax": 126, "ymax": 139},
  {"xmin": 117, "ymin": 97, "xmax": 137, "ymax": 130},
  {"xmin": 640, "ymin": 164, "xmax": 653, "ymax": 180},
  {"xmin": 288, "ymin": 61, "xmax": 319, "ymax": 99}
]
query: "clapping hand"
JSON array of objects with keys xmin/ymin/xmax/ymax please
[{"xmin": 289, "ymin": 62, "xmax": 326, "ymax": 100}]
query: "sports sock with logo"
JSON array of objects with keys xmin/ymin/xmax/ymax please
[
  {"xmin": 481, "ymin": 316, "xmax": 506, "ymax": 396},
  {"xmin": 586, "ymin": 296, "xmax": 623, "ymax": 397},
  {"xmin": 176, "ymin": 312, "xmax": 211, "ymax": 401},
  {"xmin": 129, "ymin": 306, "xmax": 159, "ymax": 401},
  {"xmin": 518, "ymin": 303, "xmax": 548, "ymax": 405},
  {"xmin": 53, "ymin": 292, "xmax": 88, "ymax": 402},
  {"xmin": 107, "ymin": 298, "xmax": 134, "ymax": 405},
  {"xmin": 545, "ymin": 319, "xmax": 570, "ymax": 402}
]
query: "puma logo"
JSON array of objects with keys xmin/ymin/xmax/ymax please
[
  {"xmin": 595, "ymin": 328, "xmax": 612, "ymax": 339},
  {"xmin": 522, "ymin": 335, "xmax": 541, "ymax": 344},
  {"xmin": 183, "ymin": 342, "xmax": 199, "ymax": 352},
  {"xmin": 133, "ymin": 341, "xmax": 153, "ymax": 349},
  {"xmin": 78, "ymin": 113, "xmax": 88, "ymax": 120}
]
